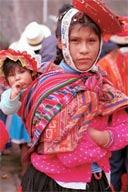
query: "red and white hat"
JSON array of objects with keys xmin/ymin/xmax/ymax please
[
  {"xmin": 110, "ymin": 16, "xmax": 128, "ymax": 44},
  {"xmin": 72, "ymin": 0, "xmax": 123, "ymax": 34},
  {"xmin": 0, "ymin": 49, "xmax": 38, "ymax": 76}
]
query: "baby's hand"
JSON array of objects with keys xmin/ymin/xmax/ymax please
[
  {"xmin": 88, "ymin": 127, "xmax": 110, "ymax": 147},
  {"xmin": 10, "ymin": 81, "xmax": 25, "ymax": 99}
]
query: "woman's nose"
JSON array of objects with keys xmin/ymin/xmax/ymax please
[{"xmin": 80, "ymin": 42, "xmax": 89, "ymax": 53}]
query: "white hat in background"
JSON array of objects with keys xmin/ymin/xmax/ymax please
[
  {"xmin": 22, "ymin": 21, "xmax": 51, "ymax": 51},
  {"xmin": 10, "ymin": 21, "xmax": 51, "ymax": 52},
  {"xmin": 9, "ymin": 21, "xmax": 52, "ymax": 67}
]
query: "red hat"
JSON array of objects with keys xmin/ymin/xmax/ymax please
[
  {"xmin": 110, "ymin": 16, "xmax": 128, "ymax": 44},
  {"xmin": 0, "ymin": 48, "xmax": 38, "ymax": 77},
  {"xmin": 72, "ymin": 0, "xmax": 123, "ymax": 34}
]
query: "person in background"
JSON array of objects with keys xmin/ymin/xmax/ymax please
[
  {"xmin": 0, "ymin": 1, "xmax": 128, "ymax": 192},
  {"xmin": 0, "ymin": 32, "xmax": 9, "ymax": 50},
  {"xmin": 98, "ymin": 16, "xmax": 128, "ymax": 192},
  {"xmin": 39, "ymin": 3, "xmax": 73, "ymax": 65},
  {"xmin": 10, "ymin": 21, "xmax": 51, "ymax": 56},
  {"xmin": 39, "ymin": 33, "xmax": 57, "ymax": 65},
  {"xmin": 99, "ymin": 40, "xmax": 118, "ymax": 59}
]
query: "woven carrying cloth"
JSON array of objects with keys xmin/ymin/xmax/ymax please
[{"xmin": 18, "ymin": 63, "xmax": 128, "ymax": 154}]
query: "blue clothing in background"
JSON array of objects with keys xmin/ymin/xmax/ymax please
[{"xmin": 9, "ymin": 114, "xmax": 30, "ymax": 144}]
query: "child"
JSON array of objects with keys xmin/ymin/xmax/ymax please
[
  {"xmin": 0, "ymin": 48, "xmax": 38, "ymax": 175},
  {"xmin": 0, "ymin": 1, "xmax": 128, "ymax": 191}
]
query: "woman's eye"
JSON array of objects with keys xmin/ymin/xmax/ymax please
[
  {"xmin": 89, "ymin": 38, "xmax": 96, "ymax": 42},
  {"xmin": 89, "ymin": 38, "xmax": 98, "ymax": 43},
  {"xmin": 70, "ymin": 38, "xmax": 78, "ymax": 43}
]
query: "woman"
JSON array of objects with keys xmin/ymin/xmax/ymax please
[{"xmin": 0, "ymin": 0, "xmax": 128, "ymax": 191}]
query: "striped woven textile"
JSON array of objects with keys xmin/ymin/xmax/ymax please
[{"xmin": 18, "ymin": 63, "xmax": 128, "ymax": 154}]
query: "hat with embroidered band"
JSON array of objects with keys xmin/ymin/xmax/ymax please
[
  {"xmin": 110, "ymin": 16, "xmax": 128, "ymax": 44},
  {"xmin": 72, "ymin": 0, "xmax": 123, "ymax": 34}
]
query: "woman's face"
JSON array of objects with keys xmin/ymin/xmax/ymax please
[{"xmin": 69, "ymin": 24, "xmax": 100, "ymax": 71}]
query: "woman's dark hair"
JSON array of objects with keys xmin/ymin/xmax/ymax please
[
  {"xmin": 54, "ymin": 10, "xmax": 101, "ymax": 65},
  {"xmin": 54, "ymin": 4, "xmax": 73, "ymax": 65}
]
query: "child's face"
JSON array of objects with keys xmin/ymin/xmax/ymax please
[
  {"xmin": 7, "ymin": 65, "xmax": 33, "ymax": 89},
  {"xmin": 69, "ymin": 24, "xmax": 100, "ymax": 72}
]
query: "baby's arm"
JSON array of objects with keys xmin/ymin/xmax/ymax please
[
  {"xmin": 88, "ymin": 109, "xmax": 128, "ymax": 151},
  {"xmin": 57, "ymin": 109, "xmax": 128, "ymax": 167},
  {"xmin": 0, "ymin": 88, "xmax": 21, "ymax": 115}
]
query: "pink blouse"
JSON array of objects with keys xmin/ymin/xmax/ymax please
[{"xmin": 31, "ymin": 108, "xmax": 128, "ymax": 182}]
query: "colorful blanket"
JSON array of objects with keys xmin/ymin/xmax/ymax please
[{"xmin": 19, "ymin": 63, "xmax": 128, "ymax": 154}]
